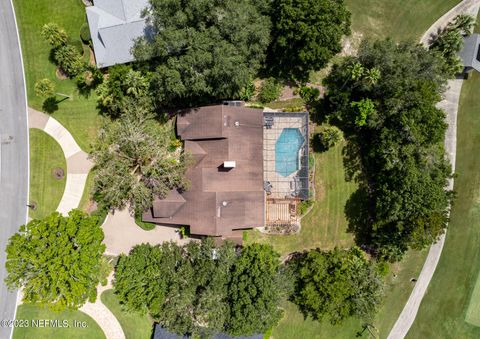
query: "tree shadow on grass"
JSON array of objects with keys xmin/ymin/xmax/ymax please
[
  {"xmin": 344, "ymin": 187, "xmax": 374, "ymax": 253},
  {"xmin": 42, "ymin": 96, "xmax": 69, "ymax": 114},
  {"xmin": 42, "ymin": 97, "xmax": 58, "ymax": 113}
]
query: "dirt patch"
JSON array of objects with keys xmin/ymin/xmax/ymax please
[
  {"xmin": 89, "ymin": 47, "xmax": 96, "ymax": 66},
  {"xmin": 340, "ymin": 31, "xmax": 364, "ymax": 57},
  {"xmin": 55, "ymin": 67, "xmax": 68, "ymax": 80},
  {"xmin": 52, "ymin": 167, "xmax": 65, "ymax": 180},
  {"xmin": 85, "ymin": 200, "xmax": 98, "ymax": 214}
]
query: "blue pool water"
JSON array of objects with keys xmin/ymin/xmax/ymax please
[{"xmin": 275, "ymin": 128, "xmax": 304, "ymax": 177}]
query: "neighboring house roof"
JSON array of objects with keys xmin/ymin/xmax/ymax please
[
  {"xmin": 86, "ymin": 0, "xmax": 150, "ymax": 68},
  {"xmin": 459, "ymin": 33, "xmax": 480, "ymax": 72},
  {"xmin": 152, "ymin": 324, "xmax": 263, "ymax": 339},
  {"xmin": 143, "ymin": 105, "xmax": 265, "ymax": 238}
]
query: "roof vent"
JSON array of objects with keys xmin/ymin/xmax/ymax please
[
  {"xmin": 234, "ymin": 121, "xmax": 240, "ymax": 127},
  {"xmin": 223, "ymin": 161, "xmax": 236, "ymax": 168},
  {"xmin": 222, "ymin": 201, "xmax": 228, "ymax": 207}
]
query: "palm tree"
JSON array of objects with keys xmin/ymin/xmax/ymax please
[
  {"xmin": 451, "ymin": 14, "xmax": 476, "ymax": 36},
  {"xmin": 349, "ymin": 62, "xmax": 365, "ymax": 80},
  {"xmin": 124, "ymin": 70, "xmax": 149, "ymax": 98},
  {"xmin": 34, "ymin": 79, "xmax": 55, "ymax": 98},
  {"xmin": 364, "ymin": 67, "xmax": 381, "ymax": 85}
]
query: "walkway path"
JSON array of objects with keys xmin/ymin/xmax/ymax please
[
  {"xmin": 28, "ymin": 108, "xmax": 125, "ymax": 339},
  {"xmin": 28, "ymin": 108, "xmax": 93, "ymax": 215},
  {"xmin": 388, "ymin": 1, "xmax": 480, "ymax": 338},
  {"xmin": 80, "ymin": 273, "xmax": 125, "ymax": 339}
]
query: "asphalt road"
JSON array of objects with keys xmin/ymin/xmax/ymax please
[{"xmin": 0, "ymin": 0, "xmax": 29, "ymax": 338}]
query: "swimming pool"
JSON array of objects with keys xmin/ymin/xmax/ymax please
[{"xmin": 275, "ymin": 128, "xmax": 305, "ymax": 177}]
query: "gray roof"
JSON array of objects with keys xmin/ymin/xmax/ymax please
[
  {"xmin": 459, "ymin": 33, "xmax": 480, "ymax": 72},
  {"xmin": 86, "ymin": 0, "xmax": 150, "ymax": 68}
]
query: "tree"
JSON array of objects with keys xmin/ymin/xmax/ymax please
[
  {"xmin": 267, "ymin": 0, "xmax": 351, "ymax": 81},
  {"xmin": 430, "ymin": 14, "xmax": 476, "ymax": 76},
  {"xmin": 91, "ymin": 104, "xmax": 190, "ymax": 213},
  {"xmin": 451, "ymin": 14, "xmax": 476, "ymax": 36},
  {"xmin": 323, "ymin": 39, "xmax": 452, "ymax": 261},
  {"xmin": 41, "ymin": 22, "xmax": 68, "ymax": 49},
  {"xmin": 114, "ymin": 241, "xmax": 285, "ymax": 337},
  {"xmin": 227, "ymin": 243, "xmax": 283, "ymax": 336},
  {"xmin": 258, "ymin": 77, "xmax": 282, "ymax": 103},
  {"xmin": 316, "ymin": 125, "xmax": 342, "ymax": 150},
  {"xmin": 96, "ymin": 65, "xmax": 149, "ymax": 118},
  {"xmin": 292, "ymin": 247, "xmax": 384, "ymax": 324},
  {"xmin": 34, "ymin": 78, "xmax": 55, "ymax": 98},
  {"xmin": 115, "ymin": 240, "xmax": 234, "ymax": 337},
  {"xmin": 5, "ymin": 210, "xmax": 105, "ymax": 311},
  {"xmin": 134, "ymin": 0, "xmax": 271, "ymax": 107}
]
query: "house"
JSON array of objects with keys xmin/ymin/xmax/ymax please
[
  {"xmin": 86, "ymin": 0, "xmax": 150, "ymax": 68},
  {"xmin": 142, "ymin": 105, "xmax": 265, "ymax": 242},
  {"xmin": 459, "ymin": 33, "xmax": 480, "ymax": 74}
]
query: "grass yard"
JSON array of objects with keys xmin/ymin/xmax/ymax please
[
  {"xmin": 246, "ymin": 138, "xmax": 356, "ymax": 256},
  {"xmin": 272, "ymin": 249, "xmax": 428, "ymax": 338},
  {"xmin": 345, "ymin": 0, "xmax": 461, "ymax": 41},
  {"xmin": 101, "ymin": 290, "xmax": 153, "ymax": 339},
  {"xmin": 13, "ymin": 304, "xmax": 105, "ymax": 339},
  {"xmin": 28, "ymin": 129, "xmax": 66, "ymax": 219},
  {"xmin": 407, "ymin": 73, "xmax": 480, "ymax": 338},
  {"xmin": 13, "ymin": 0, "xmax": 101, "ymax": 151}
]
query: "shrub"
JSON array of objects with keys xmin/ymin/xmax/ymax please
[
  {"xmin": 34, "ymin": 78, "xmax": 55, "ymax": 98},
  {"xmin": 298, "ymin": 200, "xmax": 313, "ymax": 215},
  {"xmin": 239, "ymin": 81, "xmax": 256, "ymax": 101},
  {"xmin": 41, "ymin": 22, "xmax": 68, "ymax": 49},
  {"xmin": 76, "ymin": 65, "xmax": 103, "ymax": 90},
  {"xmin": 71, "ymin": 39, "xmax": 85, "ymax": 55},
  {"xmin": 54, "ymin": 45, "xmax": 84, "ymax": 77},
  {"xmin": 299, "ymin": 86, "xmax": 320, "ymax": 104},
  {"xmin": 316, "ymin": 125, "xmax": 342, "ymax": 150},
  {"xmin": 258, "ymin": 78, "xmax": 282, "ymax": 104},
  {"xmin": 80, "ymin": 23, "xmax": 91, "ymax": 44}
]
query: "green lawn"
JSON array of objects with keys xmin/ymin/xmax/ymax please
[
  {"xmin": 14, "ymin": 0, "xmax": 101, "ymax": 151},
  {"xmin": 100, "ymin": 290, "xmax": 153, "ymax": 339},
  {"xmin": 28, "ymin": 129, "xmax": 66, "ymax": 219},
  {"xmin": 345, "ymin": 0, "xmax": 461, "ymax": 41},
  {"xmin": 273, "ymin": 248, "xmax": 427, "ymax": 338},
  {"xmin": 407, "ymin": 71, "xmax": 480, "ymax": 338},
  {"xmin": 13, "ymin": 304, "xmax": 105, "ymax": 339},
  {"xmin": 246, "ymin": 138, "xmax": 356, "ymax": 256}
]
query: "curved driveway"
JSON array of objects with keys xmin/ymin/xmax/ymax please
[{"xmin": 0, "ymin": 0, "xmax": 29, "ymax": 338}]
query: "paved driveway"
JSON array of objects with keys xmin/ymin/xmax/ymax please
[{"xmin": 0, "ymin": 0, "xmax": 29, "ymax": 338}]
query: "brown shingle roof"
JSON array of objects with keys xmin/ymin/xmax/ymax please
[{"xmin": 143, "ymin": 105, "xmax": 265, "ymax": 236}]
